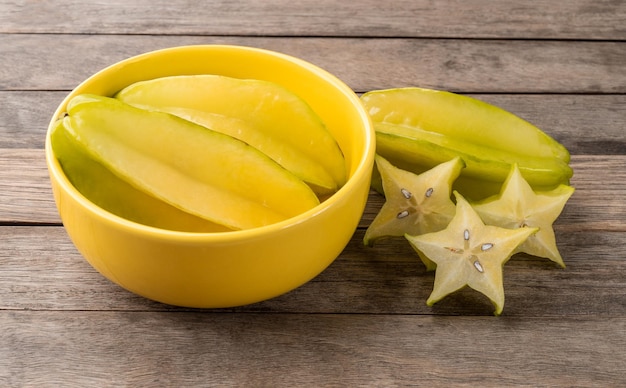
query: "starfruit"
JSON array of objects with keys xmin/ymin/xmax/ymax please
[
  {"xmin": 406, "ymin": 191, "xmax": 539, "ymax": 315},
  {"xmin": 472, "ymin": 164, "xmax": 575, "ymax": 267},
  {"xmin": 361, "ymin": 87, "xmax": 573, "ymax": 200},
  {"xmin": 364, "ymin": 156, "xmax": 465, "ymax": 270},
  {"xmin": 62, "ymin": 94, "xmax": 320, "ymax": 230},
  {"xmin": 364, "ymin": 155, "xmax": 463, "ymax": 244},
  {"xmin": 116, "ymin": 74, "xmax": 346, "ymax": 196},
  {"xmin": 50, "ymin": 118, "xmax": 231, "ymax": 232}
]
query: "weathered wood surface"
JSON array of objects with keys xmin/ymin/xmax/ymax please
[
  {"xmin": 2, "ymin": 311, "xmax": 624, "ymax": 387},
  {"xmin": 2, "ymin": 0, "xmax": 625, "ymax": 40},
  {"xmin": 2, "ymin": 34, "xmax": 625, "ymax": 93},
  {"xmin": 1, "ymin": 1, "xmax": 625, "ymax": 386},
  {"xmin": 2, "ymin": 223, "xmax": 626, "ymax": 317}
]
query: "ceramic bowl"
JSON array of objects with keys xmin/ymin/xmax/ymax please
[{"xmin": 45, "ymin": 45, "xmax": 375, "ymax": 308}]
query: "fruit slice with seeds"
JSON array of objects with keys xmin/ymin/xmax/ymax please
[
  {"xmin": 472, "ymin": 164, "xmax": 575, "ymax": 267},
  {"xmin": 364, "ymin": 155, "xmax": 464, "ymax": 269},
  {"xmin": 405, "ymin": 191, "xmax": 538, "ymax": 315}
]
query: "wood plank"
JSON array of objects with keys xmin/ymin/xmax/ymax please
[
  {"xmin": 0, "ymin": 92, "xmax": 65, "ymax": 149},
  {"xmin": 1, "ymin": 34, "xmax": 625, "ymax": 93},
  {"xmin": 0, "ymin": 149, "xmax": 59, "ymax": 224},
  {"xmin": 3, "ymin": 91, "xmax": 624, "ymax": 154},
  {"xmin": 1, "ymin": 311, "xmax": 624, "ymax": 386},
  {"xmin": 1, "ymin": 224, "xmax": 624, "ymax": 316},
  {"xmin": 1, "ymin": 152, "xmax": 623, "ymax": 226},
  {"xmin": 1, "ymin": 0, "xmax": 624, "ymax": 40}
]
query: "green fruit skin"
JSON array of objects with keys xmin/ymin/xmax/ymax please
[
  {"xmin": 362, "ymin": 88, "xmax": 573, "ymax": 200},
  {"xmin": 362, "ymin": 87, "xmax": 571, "ymax": 163},
  {"xmin": 374, "ymin": 129, "xmax": 572, "ymax": 199},
  {"xmin": 50, "ymin": 118, "xmax": 232, "ymax": 232},
  {"xmin": 64, "ymin": 94, "xmax": 320, "ymax": 230}
]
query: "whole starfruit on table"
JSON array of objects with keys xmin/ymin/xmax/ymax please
[{"xmin": 361, "ymin": 87, "xmax": 573, "ymax": 200}]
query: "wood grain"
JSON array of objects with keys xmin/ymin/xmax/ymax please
[
  {"xmin": 1, "ymin": 0, "xmax": 624, "ymax": 40},
  {"xmin": 1, "ymin": 225, "xmax": 625, "ymax": 317},
  {"xmin": 1, "ymin": 34, "xmax": 625, "ymax": 93},
  {"xmin": 0, "ymin": 92, "xmax": 66, "ymax": 149},
  {"xmin": 0, "ymin": 150, "xmax": 57, "ymax": 224},
  {"xmin": 1, "ymin": 311, "xmax": 624, "ymax": 387}
]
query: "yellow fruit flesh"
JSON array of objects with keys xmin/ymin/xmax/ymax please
[
  {"xmin": 472, "ymin": 164, "xmax": 575, "ymax": 267},
  {"xmin": 364, "ymin": 156, "xmax": 465, "ymax": 270},
  {"xmin": 364, "ymin": 156, "xmax": 462, "ymax": 245},
  {"xmin": 362, "ymin": 87, "xmax": 575, "ymax": 314},
  {"xmin": 64, "ymin": 94, "xmax": 320, "ymax": 230},
  {"xmin": 50, "ymin": 119, "xmax": 232, "ymax": 232},
  {"xmin": 116, "ymin": 74, "xmax": 346, "ymax": 195},
  {"xmin": 405, "ymin": 192, "xmax": 538, "ymax": 315}
]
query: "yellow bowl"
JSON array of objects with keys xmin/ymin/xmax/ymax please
[{"xmin": 45, "ymin": 45, "xmax": 375, "ymax": 308}]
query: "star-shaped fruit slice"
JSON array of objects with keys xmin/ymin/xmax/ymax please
[
  {"xmin": 364, "ymin": 155, "xmax": 464, "ymax": 269},
  {"xmin": 472, "ymin": 164, "xmax": 574, "ymax": 267},
  {"xmin": 406, "ymin": 192, "xmax": 538, "ymax": 315}
]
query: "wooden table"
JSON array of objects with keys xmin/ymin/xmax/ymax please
[{"xmin": 1, "ymin": 1, "xmax": 625, "ymax": 386}]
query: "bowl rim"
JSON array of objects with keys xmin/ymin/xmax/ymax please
[{"xmin": 45, "ymin": 44, "xmax": 376, "ymax": 242}]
